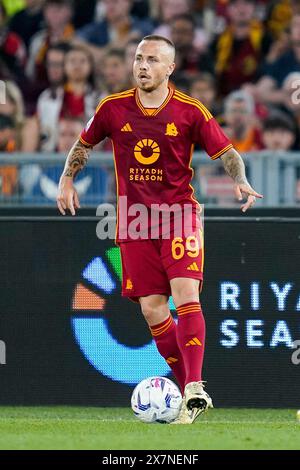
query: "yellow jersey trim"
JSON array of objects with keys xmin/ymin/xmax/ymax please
[
  {"xmin": 79, "ymin": 135, "xmax": 93, "ymax": 147},
  {"xmin": 210, "ymin": 143, "xmax": 233, "ymax": 160},
  {"xmin": 173, "ymin": 93, "xmax": 212, "ymax": 122},
  {"xmin": 111, "ymin": 140, "xmax": 120, "ymax": 244},
  {"xmin": 174, "ymin": 90, "xmax": 213, "ymax": 120},
  {"xmin": 95, "ymin": 89, "xmax": 135, "ymax": 113},
  {"xmin": 135, "ymin": 87, "xmax": 173, "ymax": 117},
  {"xmin": 188, "ymin": 143, "xmax": 201, "ymax": 208}
]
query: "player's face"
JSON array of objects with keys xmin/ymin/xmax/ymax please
[{"xmin": 133, "ymin": 41, "xmax": 175, "ymax": 92}]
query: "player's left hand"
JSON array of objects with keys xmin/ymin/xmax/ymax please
[{"xmin": 234, "ymin": 183, "xmax": 263, "ymax": 212}]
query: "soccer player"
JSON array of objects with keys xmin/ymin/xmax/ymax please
[{"xmin": 57, "ymin": 35, "xmax": 263, "ymax": 424}]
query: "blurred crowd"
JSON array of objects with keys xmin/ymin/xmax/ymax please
[{"xmin": 0, "ymin": 0, "xmax": 300, "ymax": 200}]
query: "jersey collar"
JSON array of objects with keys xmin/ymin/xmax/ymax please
[{"xmin": 135, "ymin": 86, "xmax": 174, "ymax": 117}]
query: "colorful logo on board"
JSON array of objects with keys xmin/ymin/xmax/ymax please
[{"xmin": 71, "ymin": 248, "xmax": 176, "ymax": 385}]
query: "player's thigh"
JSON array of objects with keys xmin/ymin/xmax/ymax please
[
  {"xmin": 160, "ymin": 228, "xmax": 204, "ymax": 303},
  {"xmin": 160, "ymin": 228, "xmax": 204, "ymax": 278},
  {"xmin": 119, "ymin": 240, "xmax": 171, "ymax": 302}
]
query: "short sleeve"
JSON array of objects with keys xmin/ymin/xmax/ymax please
[
  {"xmin": 80, "ymin": 100, "xmax": 110, "ymax": 147},
  {"xmin": 191, "ymin": 106, "xmax": 233, "ymax": 160}
]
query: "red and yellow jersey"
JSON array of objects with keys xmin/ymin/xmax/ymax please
[{"xmin": 80, "ymin": 87, "xmax": 232, "ymax": 242}]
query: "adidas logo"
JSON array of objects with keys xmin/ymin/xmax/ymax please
[
  {"xmin": 121, "ymin": 123, "xmax": 132, "ymax": 132},
  {"xmin": 166, "ymin": 357, "xmax": 178, "ymax": 365},
  {"xmin": 185, "ymin": 337, "xmax": 202, "ymax": 347},
  {"xmin": 187, "ymin": 262, "xmax": 199, "ymax": 271}
]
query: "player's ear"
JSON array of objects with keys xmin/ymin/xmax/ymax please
[{"xmin": 167, "ymin": 62, "xmax": 176, "ymax": 78}]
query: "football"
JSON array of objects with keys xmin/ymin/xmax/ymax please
[{"xmin": 131, "ymin": 376, "xmax": 182, "ymax": 424}]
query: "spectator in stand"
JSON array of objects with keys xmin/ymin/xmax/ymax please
[
  {"xmin": 24, "ymin": 44, "xmax": 98, "ymax": 151},
  {"xmin": 170, "ymin": 14, "xmax": 213, "ymax": 80},
  {"xmin": 0, "ymin": 63, "xmax": 25, "ymax": 196},
  {"xmin": 26, "ymin": 0, "xmax": 74, "ymax": 86},
  {"xmin": 255, "ymin": 70, "xmax": 300, "ymax": 133},
  {"xmin": 280, "ymin": 72, "xmax": 300, "ymax": 131},
  {"xmin": 99, "ymin": 48, "xmax": 131, "ymax": 95},
  {"xmin": 72, "ymin": 0, "xmax": 96, "ymax": 29},
  {"xmin": 22, "ymin": 43, "xmax": 69, "ymax": 151},
  {"xmin": 211, "ymin": 0, "xmax": 272, "ymax": 96},
  {"xmin": 0, "ymin": 114, "xmax": 19, "ymax": 196},
  {"xmin": 55, "ymin": 115, "xmax": 109, "ymax": 204},
  {"xmin": 0, "ymin": 1, "xmax": 26, "ymax": 84},
  {"xmin": 262, "ymin": 110, "xmax": 297, "ymax": 151},
  {"xmin": 9, "ymin": 0, "xmax": 44, "ymax": 50},
  {"xmin": 0, "ymin": 80, "xmax": 25, "ymax": 149},
  {"xmin": 255, "ymin": 15, "xmax": 300, "ymax": 106},
  {"xmin": 131, "ymin": 0, "xmax": 149, "ymax": 19},
  {"xmin": 57, "ymin": 116, "xmax": 84, "ymax": 151},
  {"xmin": 76, "ymin": 0, "xmax": 153, "ymax": 59},
  {"xmin": 152, "ymin": 0, "xmax": 208, "ymax": 53},
  {"xmin": 0, "ymin": 114, "xmax": 16, "ymax": 151},
  {"xmin": 171, "ymin": 75, "xmax": 190, "ymax": 93},
  {"xmin": 189, "ymin": 73, "xmax": 219, "ymax": 116},
  {"xmin": 223, "ymin": 90, "xmax": 263, "ymax": 152},
  {"xmin": 95, "ymin": 48, "xmax": 131, "ymax": 152},
  {"xmin": 124, "ymin": 38, "xmax": 140, "ymax": 87},
  {"xmin": 61, "ymin": 44, "xmax": 98, "ymax": 118},
  {"xmin": 46, "ymin": 42, "xmax": 69, "ymax": 89},
  {"xmin": 265, "ymin": 0, "xmax": 293, "ymax": 40}
]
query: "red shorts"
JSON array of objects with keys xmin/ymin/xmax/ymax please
[{"xmin": 120, "ymin": 228, "xmax": 204, "ymax": 303}]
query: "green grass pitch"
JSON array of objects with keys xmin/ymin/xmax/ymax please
[{"xmin": 0, "ymin": 407, "xmax": 299, "ymax": 450}]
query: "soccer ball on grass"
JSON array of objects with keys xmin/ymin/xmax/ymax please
[{"xmin": 131, "ymin": 376, "xmax": 182, "ymax": 423}]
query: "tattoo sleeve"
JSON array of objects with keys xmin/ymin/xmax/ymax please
[
  {"xmin": 220, "ymin": 148, "xmax": 248, "ymax": 185},
  {"xmin": 62, "ymin": 139, "xmax": 92, "ymax": 179}
]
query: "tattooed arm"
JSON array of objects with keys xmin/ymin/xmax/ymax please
[
  {"xmin": 57, "ymin": 139, "xmax": 92, "ymax": 215},
  {"xmin": 221, "ymin": 148, "xmax": 263, "ymax": 212},
  {"xmin": 62, "ymin": 139, "xmax": 91, "ymax": 178}
]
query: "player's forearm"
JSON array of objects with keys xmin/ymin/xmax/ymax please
[
  {"xmin": 220, "ymin": 148, "xmax": 248, "ymax": 185},
  {"xmin": 62, "ymin": 139, "xmax": 91, "ymax": 179}
]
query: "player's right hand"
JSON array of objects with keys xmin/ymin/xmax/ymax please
[
  {"xmin": 234, "ymin": 183, "xmax": 263, "ymax": 213},
  {"xmin": 57, "ymin": 176, "xmax": 80, "ymax": 216}
]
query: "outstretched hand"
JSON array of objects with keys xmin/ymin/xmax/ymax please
[{"xmin": 234, "ymin": 183, "xmax": 263, "ymax": 212}]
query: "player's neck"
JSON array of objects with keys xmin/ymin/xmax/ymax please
[{"xmin": 137, "ymin": 85, "xmax": 169, "ymax": 108}]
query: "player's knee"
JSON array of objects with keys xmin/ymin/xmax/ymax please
[
  {"xmin": 172, "ymin": 285, "xmax": 200, "ymax": 306},
  {"xmin": 140, "ymin": 304, "xmax": 156, "ymax": 323},
  {"xmin": 139, "ymin": 299, "xmax": 168, "ymax": 325}
]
